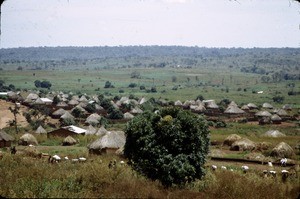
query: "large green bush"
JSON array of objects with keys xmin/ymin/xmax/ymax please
[{"xmin": 124, "ymin": 107, "xmax": 210, "ymax": 187}]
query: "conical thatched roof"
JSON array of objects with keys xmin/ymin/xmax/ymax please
[
  {"xmin": 60, "ymin": 111, "xmax": 75, "ymax": 120},
  {"xmin": 95, "ymin": 104, "xmax": 104, "ymax": 111},
  {"xmin": 0, "ymin": 130, "xmax": 14, "ymax": 141},
  {"xmin": 71, "ymin": 105, "xmax": 87, "ymax": 113},
  {"xmin": 52, "ymin": 108, "xmax": 67, "ymax": 116},
  {"xmin": 203, "ymin": 100, "xmax": 219, "ymax": 109},
  {"xmin": 26, "ymin": 93, "xmax": 39, "ymax": 101},
  {"xmin": 224, "ymin": 106, "xmax": 245, "ymax": 114},
  {"xmin": 78, "ymin": 101, "xmax": 88, "ymax": 108},
  {"xmin": 34, "ymin": 98, "xmax": 45, "ymax": 105},
  {"xmin": 95, "ymin": 126, "xmax": 108, "ymax": 137},
  {"xmin": 223, "ymin": 134, "xmax": 242, "ymax": 146},
  {"xmin": 271, "ymin": 142, "xmax": 295, "ymax": 158},
  {"xmin": 71, "ymin": 95, "xmax": 79, "ymax": 101},
  {"xmin": 19, "ymin": 133, "xmax": 38, "ymax": 146},
  {"xmin": 124, "ymin": 112, "xmax": 134, "ymax": 119},
  {"xmin": 263, "ymin": 130, "xmax": 286, "ymax": 137},
  {"xmin": 130, "ymin": 107, "xmax": 143, "ymax": 114},
  {"xmin": 88, "ymin": 131, "xmax": 126, "ymax": 152},
  {"xmin": 255, "ymin": 110, "xmax": 272, "ymax": 117},
  {"xmin": 275, "ymin": 109, "xmax": 288, "ymax": 116},
  {"xmin": 247, "ymin": 103, "xmax": 258, "ymax": 109},
  {"xmin": 230, "ymin": 138, "xmax": 256, "ymax": 151},
  {"xmin": 271, "ymin": 114, "xmax": 282, "ymax": 122},
  {"xmin": 68, "ymin": 99, "xmax": 79, "ymax": 106},
  {"xmin": 174, "ymin": 100, "xmax": 183, "ymax": 106},
  {"xmin": 35, "ymin": 125, "xmax": 47, "ymax": 134},
  {"xmin": 85, "ymin": 125, "xmax": 97, "ymax": 135},
  {"xmin": 228, "ymin": 101, "xmax": 238, "ymax": 107},
  {"xmin": 79, "ymin": 95, "xmax": 88, "ymax": 102},
  {"xmin": 262, "ymin": 102, "xmax": 273, "ymax": 109},
  {"xmin": 85, "ymin": 113, "xmax": 101, "ymax": 125},
  {"xmin": 62, "ymin": 136, "xmax": 77, "ymax": 146},
  {"xmin": 190, "ymin": 105, "xmax": 206, "ymax": 113},
  {"xmin": 241, "ymin": 105, "xmax": 250, "ymax": 110},
  {"xmin": 282, "ymin": 104, "xmax": 292, "ymax": 110},
  {"xmin": 56, "ymin": 101, "xmax": 68, "ymax": 107}
]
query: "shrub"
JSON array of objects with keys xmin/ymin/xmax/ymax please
[{"xmin": 124, "ymin": 107, "xmax": 210, "ymax": 187}]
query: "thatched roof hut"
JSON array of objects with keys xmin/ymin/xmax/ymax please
[
  {"xmin": 275, "ymin": 109, "xmax": 288, "ymax": 116},
  {"xmin": 174, "ymin": 100, "xmax": 183, "ymax": 106},
  {"xmin": 282, "ymin": 104, "xmax": 292, "ymax": 110},
  {"xmin": 52, "ymin": 108, "xmax": 67, "ymax": 117},
  {"xmin": 130, "ymin": 107, "xmax": 143, "ymax": 114},
  {"xmin": 203, "ymin": 100, "xmax": 219, "ymax": 109},
  {"xmin": 255, "ymin": 110, "xmax": 272, "ymax": 117},
  {"xmin": 223, "ymin": 134, "xmax": 242, "ymax": 146},
  {"xmin": 262, "ymin": 102, "xmax": 273, "ymax": 109},
  {"xmin": 35, "ymin": 125, "xmax": 47, "ymax": 134},
  {"xmin": 228, "ymin": 101, "xmax": 238, "ymax": 107},
  {"xmin": 0, "ymin": 130, "xmax": 14, "ymax": 148},
  {"xmin": 271, "ymin": 114, "xmax": 282, "ymax": 124},
  {"xmin": 62, "ymin": 136, "xmax": 77, "ymax": 146},
  {"xmin": 85, "ymin": 113, "xmax": 101, "ymax": 125},
  {"xmin": 79, "ymin": 95, "xmax": 88, "ymax": 102},
  {"xmin": 88, "ymin": 131, "xmax": 126, "ymax": 155},
  {"xmin": 124, "ymin": 112, "xmax": 134, "ymax": 119},
  {"xmin": 60, "ymin": 111, "xmax": 75, "ymax": 120},
  {"xmin": 230, "ymin": 138, "xmax": 256, "ymax": 151},
  {"xmin": 224, "ymin": 106, "xmax": 245, "ymax": 114},
  {"xmin": 241, "ymin": 105, "xmax": 250, "ymax": 111},
  {"xmin": 85, "ymin": 125, "xmax": 97, "ymax": 135},
  {"xmin": 190, "ymin": 104, "xmax": 206, "ymax": 113},
  {"xmin": 68, "ymin": 99, "xmax": 79, "ymax": 106},
  {"xmin": 56, "ymin": 101, "xmax": 68, "ymax": 108},
  {"xmin": 95, "ymin": 126, "xmax": 108, "ymax": 137},
  {"xmin": 19, "ymin": 133, "xmax": 38, "ymax": 146},
  {"xmin": 271, "ymin": 142, "xmax": 295, "ymax": 158},
  {"xmin": 263, "ymin": 130, "xmax": 286, "ymax": 137},
  {"xmin": 247, "ymin": 103, "xmax": 258, "ymax": 109}
]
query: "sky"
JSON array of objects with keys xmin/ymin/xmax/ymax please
[{"xmin": 1, "ymin": 0, "xmax": 300, "ymax": 48}]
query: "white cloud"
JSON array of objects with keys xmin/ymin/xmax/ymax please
[{"xmin": 163, "ymin": 0, "xmax": 193, "ymax": 4}]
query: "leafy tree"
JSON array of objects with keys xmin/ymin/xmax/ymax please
[
  {"xmin": 108, "ymin": 108, "xmax": 124, "ymax": 119},
  {"xmin": 104, "ymin": 81, "xmax": 113, "ymax": 88},
  {"xmin": 40, "ymin": 80, "xmax": 52, "ymax": 89},
  {"xmin": 124, "ymin": 107, "xmax": 210, "ymax": 187},
  {"xmin": 272, "ymin": 96, "xmax": 285, "ymax": 103},
  {"xmin": 34, "ymin": 80, "xmax": 41, "ymax": 88}
]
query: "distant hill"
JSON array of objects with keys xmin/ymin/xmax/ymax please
[{"xmin": 0, "ymin": 46, "xmax": 299, "ymax": 61}]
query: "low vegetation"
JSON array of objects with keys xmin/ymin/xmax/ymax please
[{"xmin": 0, "ymin": 152, "xmax": 298, "ymax": 198}]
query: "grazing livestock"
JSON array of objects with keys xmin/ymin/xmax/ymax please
[
  {"xmin": 79, "ymin": 157, "xmax": 87, "ymax": 162},
  {"xmin": 269, "ymin": 170, "xmax": 277, "ymax": 177},
  {"xmin": 241, "ymin": 165, "xmax": 249, "ymax": 173},
  {"xmin": 263, "ymin": 170, "xmax": 268, "ymax": 178},
  {"xmin": 64, "ymin": 156, "xmax": 69, "ymax": 160},
  {"xmin": 221, "ymin": 166, "xmax": 227, "ymax": 170},
  {"xmin": 120, "ymin": 160, "xmax": 125, "ymax": 166},
  {"xmin": 268, "ymin": 161, "xmax": 273, "ymax": 167},
  {"xmin": 72, "ymin": 158, "xmax": 79, "ymax": 163},
  {"xmin": 211, "ymin": 165, "xmax": 217, "ymax": 171},
  {"xmin": 281, "ymin": 170, "xmax": 289, "ymax": 182},
  {"xmin": 280, "ymin": 158, "xmax": 287, "ymax": 167}
]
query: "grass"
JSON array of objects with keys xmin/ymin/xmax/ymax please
[
  {"xmin": 1, "ymin": 67, "xmax": 299, "ymax": 106},
  {"xmin": 0, "ymin": 152, "xmax": 298, "ymax": 198}
]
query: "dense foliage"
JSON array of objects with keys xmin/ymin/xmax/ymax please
[{"xmin": 124, "ymin": 107, "xmax": 210, "ymax": 187}]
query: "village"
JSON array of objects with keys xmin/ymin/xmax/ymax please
[{"xmin": 0, "ymin": 89, "xmax": 299, "ymax": 167}]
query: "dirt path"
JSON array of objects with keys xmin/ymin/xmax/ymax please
[{"xmin": 0, "ymin": 100, "xmax": 29, "ymax": 129}]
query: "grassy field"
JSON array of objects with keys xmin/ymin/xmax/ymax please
[
  {"xmin": 0, "ymin": 150, "xmax": 299, "ymax": 199},
  {"xmin": 1, "ymin": 67, "xmax": 299, "ymax": 106}
]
